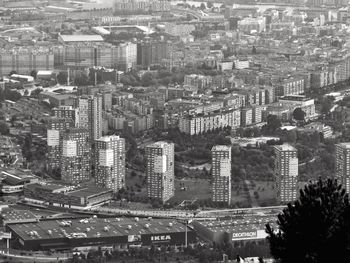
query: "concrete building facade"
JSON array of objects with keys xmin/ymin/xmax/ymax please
[
  {"xmin": 95, "ymin": 135, "xmax": 126, "ymax": 192},
  {"xmin": 145, "ymin": 141, "xmax": 174, "ymax": 203},
  {"xmin": 60, "ymin": 128, "xmax": 91, "ymax": 184},
  {"xmin": 274, "ymin": 144, "xmax": 299, "ymax": 203},
  {"xmin": 335, "ymin": 143, "xmax": 350, "ymax": 193},
  {"xmin": 211, "ymin": 145, "xmax": 232, "ymax": 205}
]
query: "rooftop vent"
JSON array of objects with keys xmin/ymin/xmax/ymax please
[{"xmin": 127, "ymin": 225, "xmax": 132, "ymax": 230}]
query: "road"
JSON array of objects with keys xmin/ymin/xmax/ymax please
[
  {"xmin": 0, "ymin": 252, "xmax": 69, "ymax": 263},
  {"xmin": 299, "ymin": 156, "xmax": 318, "ymax": 167},
  {"xmin": 94, "ymin": 206, "xmax": 196, "ymax": 219},
  {"xmin": 92, "ymin": 205, "xmax": 286, "ymax": 219}
]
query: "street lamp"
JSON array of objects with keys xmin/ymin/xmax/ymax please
[{"xmin": 184, "ymin": 219, "xmax": 192, "ymax": 248}]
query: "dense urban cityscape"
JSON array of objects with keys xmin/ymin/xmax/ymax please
[{"xmin": 0, "ymin": 0, "xmax": 350, "ymax": 262}]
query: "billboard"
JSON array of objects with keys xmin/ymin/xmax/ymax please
[
  {"xmin": 128, "ymin": 235, "xmax": 141, "ymax": 243},
  {"xmin": 231, "ymin": 231, "xmax": 257, "ymax": 240},
  {"xmin": 0, "ymin": 232, "xmax": 12, "ymax": 239}
]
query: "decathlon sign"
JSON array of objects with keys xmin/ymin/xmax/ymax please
[
  {"xmin": 232, "ymin": 231, "xmax": 257, "ymax": 240},
  {"xmin": 151, "ymin": 235, "xmax": 171, "ymax": 242}
]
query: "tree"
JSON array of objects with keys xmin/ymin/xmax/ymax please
[
  {"xmin": 320, "ymin": 97, "xmax": 333, "ymax": 115},
  {"xmin": 266, "ymin": 178, "xmax": 350, "ymax": 263},
  {"xmin": 31, "ymin": 88, "xmax": 42, "ymax": 98},
  {"xmin": 310, "ymin": 131, "xmax": 320, "ymax": 149},
  {"xmin": 191, "ymin": 29, "xmax": 208, "ymax": 39},
  {"xmin": 285, "ymin": 130, "xmax": 297, "ymax": 144},
  {"xmin": 207, "ymin": 1, "xmax": 213, "ymax": 8},
  {"xmin": 57, "ymin": 71, "xmax": 68, "ymax": 85},
  {"xmin": 252, "ymin": 46, "xmax": 257, "ymax": 54},
  {"xmin": 262, "ymin": 115, "xmax": 281, "ymax": 135},
  {"xmin": 88, "ymin": 69, "xmax": 102, "ymax": 85},
  {"xmin": 74, "ymin": 71, "xmax": 89, "ymax": 86},
  {"xmin": 4, "ymin": 87, "xmax": 22, "ymax": 101},
  {"xmin": 0, "ymin": 121, "xmax": 9, "ymax": 135},
  {"xmin": 199, "ymin": 3, "xmax": 206, "ymax": 10},
  {"xmin": 30, "ymin": 70, "xmax": 37, "ymax": 79},
  {"xmin": 22, "ymin": 133, "xmax": 33, "ymax": 161},
  {"xmin": 140, "ymin": 72, "xmax": 156, "ymax": 87},
  {"xmin": 0, "ymin": 87, "xmax": 4, "ymax": 102},
  {"xmin": 9, "ymin": 70, "xmax": 17, "ymax": 76},
  {"xmin": 293, "ymin": 107, "xmax": 306, "ymax": 121}
]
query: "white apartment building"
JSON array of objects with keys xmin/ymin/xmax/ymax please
[
  {"xmin": 274, "ymin": 144, "xmax": 299, "ymax": 203},
  {"xmin": 95, "ymin": 135, "xmax": 126, "ymax": 192},
  {"xmin": 212, "ymin": 145, "xmax": 232, "ymax": 205},
  {"xmin": 145, "ymin": 141, "xmax": 174, "ymax": 203}
]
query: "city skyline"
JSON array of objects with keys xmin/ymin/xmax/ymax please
[{"xmin": 1, "ymin": 0, "xmax": 350, "ymax": 261}]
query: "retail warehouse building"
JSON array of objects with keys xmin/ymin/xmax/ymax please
[
  {"xmin": 192, "ymin": 216, "xmax": 277, "ymax": 244},
  {"xmin": 6, "ymin": 217, "xmax": 196, "ymax": 251}
]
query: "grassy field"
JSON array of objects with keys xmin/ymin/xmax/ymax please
[
  {"xmin": 172, "ymin": 178, "xmax": 212, "ymax": 203},
  {"xmin": 250, "ymin": 180, "xmax": 277, "ymax": 207},
  {"xmin": 232, "ymin": 180, "xmax": 250, "ymax": 205},
  {"xmin": 172, "ymin": 178, "xmax": 250, "ymax": 207},
  {"xmin": 124, "ymin": 169, "xmax": 284, "ymax": 208}
]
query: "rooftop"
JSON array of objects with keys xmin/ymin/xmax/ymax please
[
  {"xmin": 25, "ymin": 182, "xmax": 112, "ymax": 198},
  {"xmin": 1, "ymin": 208, "xmax": 38, "ymax": 223},
  {"xmin": 195, "ymin": 216, "xmax": 277, "ymax": 234},
  {"xmin": 95, "ymin": 135, "xmax": 123, "ymax": 143},
  {"xmin": 25, "ymin": 182, "xmax": 74, "ymax": 192},
  {"xmin": 65, "ymin": 187, "xmax": 112, "ymax": 198},
  {"xmin": 211, "ymin": 145, "xmax": 231, "ymax": 152},
  {"xmin": 8, "ymin": 218, "xmax": 189, "ymax": 241},
  {"xmin": 274, "ymin": 144, "xmax": 297, "ymax": 152},
  {"xmin": 59, "ymin": 35, "xmax": 104, "ymax": 43},
  {"xmin": 147, "ymin": 141, "xmax": 173, "ymax": 148},
  {"xmin": 337, "ymin": 143, "xmax": 350, "ymax": 149},
  {"xmin": 279, "ymin": 95, "xmax": 312, "ymax": 101},
  {"xmin": 0, "ymin": 169, "xmax": 37, "ymax": 185}
]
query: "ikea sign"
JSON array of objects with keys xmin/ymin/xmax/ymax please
[{"xmin": 151, "ymin": 235, "xmax": 171, "ymax": 242}]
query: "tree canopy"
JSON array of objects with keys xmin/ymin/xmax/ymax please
[
  {"xmin": 262, "ymin": 115, "xmax": 282, "ymax": 135},
  {"xmin": 293, "ymin": 107, "xmax": 306, "ymax": 121},
  {"xmin": 0, "ymin": 121, "xmax": 9, "ymax": 135},
  {"xmin": 266, "ymin": 178, "xmax": 350, "ymax": 263},
  {"xmin": 57, "ymin": 71, "xmax": 68, "ymax": 85}
]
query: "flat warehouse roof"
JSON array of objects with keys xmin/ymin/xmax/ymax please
[
  {"xmin": 59, "ymin": 35, "xmax": 104, "ymax": 42},
  {"xmin": 65, "ymin": 187, "xmax": 112, "ymax": 198},
  {"xmin": 194, "ymin": 216, "xmax": 277, "ymax": 233},
  {"xmin": 8, "ymin": 218, "xmax": 189, "ymax": 241},
  {"xmin": 1, "ymin": 209, "xmax": 38, "ymax": 222}
]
